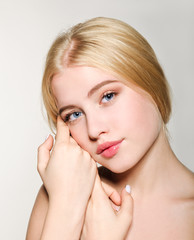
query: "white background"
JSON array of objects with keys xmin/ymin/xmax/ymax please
[{"xmin": 0, "ymin": 0, "xmax": 193, "ymax": 239}]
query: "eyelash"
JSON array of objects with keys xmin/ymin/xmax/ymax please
[
  {"xmin": 101, "ymin": 91, "xmax": 117, "ymax": 104},
  {"xmin": 64, "ymin": 112, "xmax": 80, "ymax": 122},
  {"xmin": 63, "ymin": 91, "xmax": 117, "ymax": 123}
]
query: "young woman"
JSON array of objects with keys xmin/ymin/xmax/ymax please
[{"xmin": 26, "ymin": 17, "xmax": 194, "ymax": 240}]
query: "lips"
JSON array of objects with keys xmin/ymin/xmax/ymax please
[{"xmin": 96, "ymin": 140, "xmax": 123, "ymax": 158}]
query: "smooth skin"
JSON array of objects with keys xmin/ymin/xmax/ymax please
[
  {"xmin": 80, "ymin": 174, "xmax": 132, "ymax": 240},
  {"xmin": 26, "ymin": 116, "xmax": 133, "ymax": 240},
  {"xmin": 27, "ymin": 66, "xmax": 194, "ymax": 240}
]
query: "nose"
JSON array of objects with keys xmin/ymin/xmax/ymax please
[{"xmin": 86, "ymin": 110, "xmax": 109, "ymax": 141}]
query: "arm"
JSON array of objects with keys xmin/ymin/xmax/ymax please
[
  {"xmin": 26, "ymin": 174, "xmax": 123, "ymax": 240},
  {"xmin": 26, "ymin": 178, "xmax": 122, "ymax": 240},
  {"xmin": 26, "ymin": 186, "xmax": 86, "ymax": 240},
  {"xmin": 26, "ymin": 186, "xmax": 48, "ymax": 240},
  {"xmin": 27, "ymin": 116, "xmax": 97, "ymax": 240},
  {"xmin": 27, "ymin": 186, "xmax": 82, "ymax": 240},
  {"xmin": 40, "ymin": 196, "xmax": 84, "ymax": 240}
]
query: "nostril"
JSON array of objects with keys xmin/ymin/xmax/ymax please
[
  {"xmin": 89, "ymin": 135, "xmax": 98, "ymax": 142},
  {"xmin": 86, "ymin": 114, "xmax": 108, "ymax": 141},
  {"xmin": 88, "ymin": 130, "xmax": 107, "ymax": 142}
]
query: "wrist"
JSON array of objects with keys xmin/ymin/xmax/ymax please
[
  {"xmin": 49, "ymin": 194, "xmax": 87, "ymax": 217},
  {"xmin": 41, "ymin": 200, "xmax": 85, "ymax": 240}
]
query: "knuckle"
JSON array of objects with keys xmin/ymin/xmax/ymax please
[
  {"xmin": 83, "ymin": 150, "xmax": 90, "ymax": 159},
  {"xmin": 55, "ymin": 140, "xmax": 65, "ymax": 148},
  {"xmin": 70, "ymin": 137, "xmax": 77, "ymax": 145},
  {"xmin": 75, "ymin": 145, "xmax": 81, "ymax": 152},
  {"xmin": 71, "ymin": 145, "xmax": 81, "ymax": 156},
  {"xmin": 54, "ymin": 141, "xmax": 67, "ymax": 152}
]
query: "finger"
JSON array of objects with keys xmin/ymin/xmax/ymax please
[
  {"xmin": 118, "ymin": 185, "xmax": 133, "ymax": 224},
  {"xmin": 101, "ymin": 181, "xmax": 121, "ymax": 206},
  {"xmin": 37, "ymin": 135, "xmax": 54, "ymax": 175},
  {"xmin": 55, "ymin": 115, "xmax": 70, "ymax": 143},
  {"xmin": 92, "ymin": 174, "xmax": 121, "ymax": 214}
]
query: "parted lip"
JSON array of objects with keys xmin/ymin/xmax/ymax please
[{"xmin": 96, "ymin": 140, "xmax": 123, "ymax": 154}]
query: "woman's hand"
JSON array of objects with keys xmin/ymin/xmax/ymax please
[
  {"xmin": 37, "ymin": 116, "xmax": 97, "ymax": 206},
  {"xmin": 37, "ymin": 116, "xmax": 97, "ymax": 239},
  {"xmin": 80, "ymin": 174, "xmax": 133, "ymax": 240}
]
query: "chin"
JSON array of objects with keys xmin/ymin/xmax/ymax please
[
  {"xmin": 103, "ymin": 154, "xmax": 143, "ymax": 174},
  {"xmin": 102, "ymin": 162, "xmax": 133, "ymax": 174}
]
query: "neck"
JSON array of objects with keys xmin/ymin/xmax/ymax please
[{"xmin": 110, "ymin": 128, "xmax": 180, "ymax": 200}]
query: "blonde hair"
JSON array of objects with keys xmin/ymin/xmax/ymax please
[{"xmin": 42, "ymin": 17, "xmax": 171, "ymax": 130}]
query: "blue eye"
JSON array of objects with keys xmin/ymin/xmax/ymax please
[
  {"xmin": 65, "ymin": 111, "xmax": 83, "ymax": 122},
  {"xmin": 101, "ymin": 92, "xmax": 115, "ymax": 103}
]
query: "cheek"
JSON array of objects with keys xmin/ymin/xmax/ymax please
[
  {"xmin": 116, "ymin": 94, "xmax": 161, "ymax": 139},
  {"xmin": 69, "ymin": 124, "xmax": 90, "ymax": 150},
  {"xmin": 131, "ymin": 105, "xmax": 161, "ymax": 147}
]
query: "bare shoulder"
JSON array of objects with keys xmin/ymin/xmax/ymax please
[
  {"xmin": 175, "ymin": 166, "xmax": 194, "ymax": 238},
  {"xmin": 184, "ymin": 168, "xmax": 194, "ymax": 216},
  {"xmin": 26, "ymin": 185, "xmax": 49, "ymax": 240},
  {"xmin": 178, "ymin": 189, "xmax": 194, "ymax": 239},
  {"xmin": 179, "ymin": 165, "xmax": 194, "ymax": 199}
]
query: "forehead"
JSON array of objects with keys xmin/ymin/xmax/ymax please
[
  {"xmin": 51, "ymin": 66, "xmax": 119, "ymax": 104},
  {"xmin": 52, "ymin": 66, "xmax": 118, "ymax": 87}
]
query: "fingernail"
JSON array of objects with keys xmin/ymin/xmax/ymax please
[
  {"xmin": 125, "ymin": 185, "xmax": 131, "ymax": 194},
  {"xmin": 114, "ymin": 205, "xmax": 121, "ymax": 212}
]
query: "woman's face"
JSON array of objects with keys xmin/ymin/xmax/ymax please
[{"xmin": 52, "ymin": 66, "xmax": 162, "ymax": 173}]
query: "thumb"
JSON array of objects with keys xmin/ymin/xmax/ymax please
[
  {"xmin": 118, "ymin": 185, "xmax": 133, "ymax": 225},
  {"xmin": 91, "ymin": 173, "xmax": 113, "ymax": 206},
  {"xmin": 37, "ymin": 135, "xmax": 54, "ymax": 176},
  {"xmin": 101, "ymin": 181, "xmax": 121, "ymax": 206}
]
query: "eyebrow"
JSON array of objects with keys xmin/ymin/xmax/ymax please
[
  {"xmin": 59, "ymin": 105, "xmax": 77, "ymax": 115},
  {"xmin": 88, "ymin": 80, "xmax": 118, "ymax": 97},
  {"xmin": 59, "ymin": 80, "xmax": 119, "ymax": 115}
]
